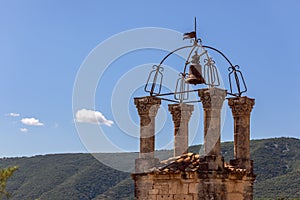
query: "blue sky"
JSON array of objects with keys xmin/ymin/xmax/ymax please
[{"xmin": 0, "ymin": 0, "xmax": 300, "ymax": 157}]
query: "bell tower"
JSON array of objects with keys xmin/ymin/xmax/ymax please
[{"xmin": 131, "ymin": 20, "xmax": 255, "ymax": 200}]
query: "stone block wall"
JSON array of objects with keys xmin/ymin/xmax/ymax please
[
  {"xmin": 132, "ymin": 161, "xmax": 255, "ymax": 200},
  {"xmin": 133, "ymin": 173, "xmax": 199, "ymax": 200}
]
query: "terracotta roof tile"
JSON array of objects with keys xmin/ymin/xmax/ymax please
[{"xmin": 151, "ymin": 153, "xmax": 246, "ymax": 174}]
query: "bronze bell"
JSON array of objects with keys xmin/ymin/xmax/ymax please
[{"xmin": 185, "ymin": 64, "xmax": 206, "ymax": 85}]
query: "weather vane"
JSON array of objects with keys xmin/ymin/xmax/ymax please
[{"xmin": 183, "ymin": 17, "xmax": 198, "ymax": 42}]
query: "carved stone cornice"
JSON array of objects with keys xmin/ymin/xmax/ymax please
[
  {"xmin": 198, "ymin": 88, "xmax": 227, "ymax": 110},
  {"xmin": 228, "ymin": 97, "xmax": 255, "ymax": 116},
  {"xmin": 168, "ymin": 103, "xmax": 194, "ymax": 127},
  {"xmin": 134, "ymin": 96, "xmax": 161, "ymax": 117}
]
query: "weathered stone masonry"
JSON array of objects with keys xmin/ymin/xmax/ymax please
[
  {"xmin": 134, "ymin": 96, "xmax": 161, "ymax": 173},
  {"xmin": 132, "ymin": 93, "xmax": 255, "ymax": 200},
  {"xmin": 169, "ymin": 103, "xmax": 194, "ymax": 157}
]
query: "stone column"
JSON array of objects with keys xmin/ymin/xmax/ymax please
[
  {"xmin": 134, "ymin": 96, "xmax": 161, "ymax": 173},
  {"xmin": 228, "ymin": 96, "xmax": 255, "ymax": 172},
  {"xmin": 199, "ymin": 88, "xmax": 227, "ymax": 156},
  {"xmin": 168, "ymin": 103, "xmax": 194, "ymax": 157}
]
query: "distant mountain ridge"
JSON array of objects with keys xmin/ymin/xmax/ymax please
[{"xmin": 0, "ymin": 137, "xmax": 299, "ymax": 200}]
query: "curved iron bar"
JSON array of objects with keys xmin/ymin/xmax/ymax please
[
  {"xmin": 158, "ymin": 45, "xmax": 194, "ymax": 66},
  {"xmin": 156, "ymin": 44, "xmax": 234, "ymax": 75},
  {"xmin": 203, "ymin": 61, "xmax": 221, "ymax": 87},
  {"xmin": 153, "ymin": 89, "xmax": 199, "ymax": 97},
  {"xmin": 144, "ymin": 65, "xmax": 164, "ymax": 95},
  {"xmin": 145, "ymin": 45, "xmax": 194, "ymax": 96},
  {"xmin": 228, "ymin": 65, "xmax": 247, "ymax": 96},
  {"xmin": 202, "ymin": 45, "xmax": 234, "ymax": 67},
  {"xmin": 145, "ymin": 42, "xmax": 247, "ymax": 97},
  {"xmin": 202, "ymin": 45, "xmax": 247, "ymax": 96},
  {"xmin": 174, "ymin": 73, "xmax": 189, "ymax": 102}
]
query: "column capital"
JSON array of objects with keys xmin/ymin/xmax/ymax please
[
  {"xmin": 228, "ymin": 96, "xmax": 255, "ymax": 116},
  {"xmin": 168, "ymin": 103, "xmax": 194, "ymax": 127},
  {"xmin": 134, "ymin": 96, "xmax": 161, "ymax": 117},
  {"xmin": 199, "ymin": 88, "xmax": 226, "ymax": 157},
  {"xmin": 198, "ymin": 88, "xmax": 227, "ymax": 110}
]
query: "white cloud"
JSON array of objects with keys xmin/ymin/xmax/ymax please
[
  {"xmin": 6, "ymin": 113, "xmax": 20, "ymax": 117},
  {"xmin": 21, "ymin": 118, "xmax": 44, "ymax": 126},
  {"xmin": 75, "ymin": 109, "xmax": 113, "ymax": 127},
  {"xmin": 20, "ymin": 128, "xmax": 28, "ymax": 132}
]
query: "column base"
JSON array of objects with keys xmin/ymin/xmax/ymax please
[
  {"xmin": 230, "ymin": 159, "xmax": 254, "ymax": 174},
  {"xmin": 135, "ymin": 158, "xmax": 159, "ymax": 173},
  {"xmin": 206, "ymin": 155, "xmax": 224, "ymax": 171},
  {"xmin": 198, "ymin": 155, "xmax": 224, "ymax": 171}
]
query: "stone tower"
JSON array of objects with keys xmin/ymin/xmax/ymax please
[
  {"xmin": 132, "ymin": 89, "xmax": 255, "ymax": 200},
  {"xmin": 131, "ymin": 23, "xmax": 255, "ymax": 199}
]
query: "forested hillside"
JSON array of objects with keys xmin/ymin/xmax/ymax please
[{"xmin": 0, "ymin": 137, "xmax": 299, "ymax": 200}]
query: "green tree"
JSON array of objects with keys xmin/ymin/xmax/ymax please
[{"xmin": 0, "ymin": 166, "xmax": 18, "ymax": 199}]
